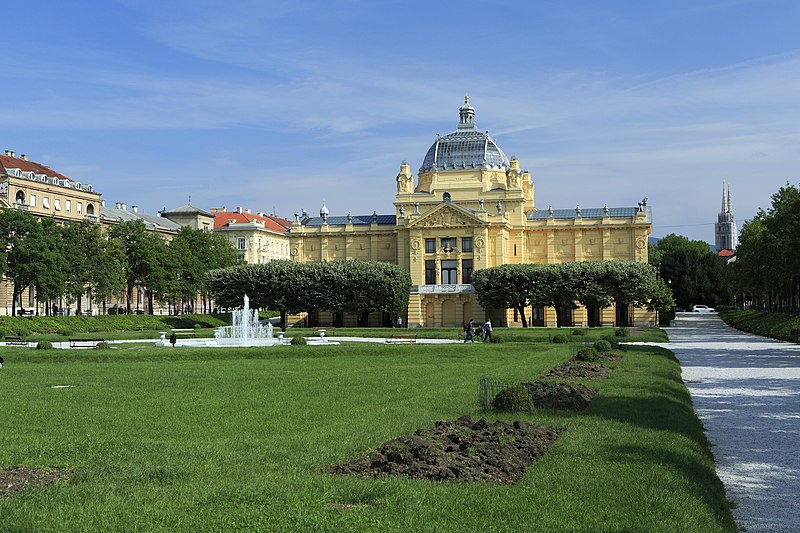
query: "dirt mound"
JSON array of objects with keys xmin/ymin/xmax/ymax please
[
  {"xmin": 326, "ymin": 415, "xmax": 562, "ymax": 484},
  {"xmin": 601, "ymin": 352, "xmax": 623, "ymax": 362},
  {"xmin": 0, "ymin": 466, "xmax": 71, "ymax": 498},
  {"xmin": 523, "ymin": 380, "xmax": 597, "ymax": 410},
  {"xmin": 542, "ymin": 361, "xmax": 612, "ymax": 379}
]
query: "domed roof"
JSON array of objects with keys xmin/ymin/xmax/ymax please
[{"xmin": 420, "ymin": 96, "xmax": 509, "ymax": 173}]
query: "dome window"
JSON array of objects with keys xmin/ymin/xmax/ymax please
[{"xmin": 443, "ymin": 192, "xmax": 452, "ymax": 203}]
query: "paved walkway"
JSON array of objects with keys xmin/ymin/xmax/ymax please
[{"xmin": 663, "ymin": 313, "xmax": 800, "ymax": 532}]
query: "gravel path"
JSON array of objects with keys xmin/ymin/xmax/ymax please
[{"xmin": 664, "ymin": 313, "xmax": 800, "ymax": 532}]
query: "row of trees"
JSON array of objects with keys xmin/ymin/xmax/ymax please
[
  {"xmin": 206, "ymin": 260, "xmax": 411, "ymax": 327},
  {"xmin": 734, "ymin": 182, "xmax": 800, "ymax": 311},
  {"xmin": 472, "ymin": 260, "xmax": 673, "ymax": 327},
  {"xmin": 648, "ymin": 234, "xmax": 733, "ymax": 310},
  {"xmin": 472, "ymin": 261, "xmax": 675, "ymax": 327},
  {"xmin": 0, "ymin": 209, "xmax": 240, "ymax": 315}
]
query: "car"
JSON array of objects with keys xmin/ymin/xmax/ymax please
[{"xmin": 691, "ymin": 305, "xmax": 716, "ymax": 313}]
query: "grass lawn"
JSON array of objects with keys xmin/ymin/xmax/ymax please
[{"xmin": 0, "ymin": 339, "xmax": 733, "ymax": 532}]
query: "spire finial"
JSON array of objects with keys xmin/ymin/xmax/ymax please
[{"xmin": 457, "ymin": 95, "xmax": 476, "ymax": 130}]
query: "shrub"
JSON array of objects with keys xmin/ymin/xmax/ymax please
[
  {"xmin": 602, "ymin": 334, "xmax": 620, "ymax": 348},
  {"xmin": 493, "ymin": 385, "xmax": 533, "ymax": 412},
  {"xmin": 572, "ymin": 329, "xmax": 587, "ymax": 336},
  {"xmin": 574, "ymin": 347, "xmax": 599, "ymax": 362},
  {"xmin": 290, "ymin": 335, "xmax": 307, "ymax": 345},
  {"xmin": 593, "ymin": 339, "xmax": 612, "ymax": 353},
  {"xmin": 95, "ymin": 341, "xmax": 111, "ymax": 349},
  {"xmin": 551, "ymin": 334, "xmax": 569, "ymax": 344},
  {"xmin": 488, "ymin": 334, "xmax": 504, "ymax": 344},
  {"xmin": 615, "ymin": 327, "xmax": 629, "ymax": 337},
  {"xmin": 36, "ymin": 340, "xmax": 54, "ymax": 350}
]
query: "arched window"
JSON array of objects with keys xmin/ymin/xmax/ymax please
[
  {"xmin": 442, "ymin": 192, "xmax": 452, "ymax": 202},
  {"xmin": 15, "ymin": 190, "xmax": 25, "ymax": 204},
  {"xmin": 86, "ymin": 203, "xmax": 95, "ymax": 216}
]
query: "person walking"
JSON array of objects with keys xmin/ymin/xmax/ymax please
[
  {"xmin": 464, "ymin": 318, "xmax": 475, "ymax": 342},
  {"xmin": 482, "ymin": 318, "xmax": 493, "ymax": 342}
]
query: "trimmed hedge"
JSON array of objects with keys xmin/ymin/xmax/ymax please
[
  {"xmin": 0, "ymin": 314, "xmax": 230, "ymax": 337},
  {"xmin": 719, "ymin": 308, "xmax": 800, "ymax": 342}
]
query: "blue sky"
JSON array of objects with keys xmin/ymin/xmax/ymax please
[{"xmin": 4, "ymin": 0, "xmax": 800, "ymax": 243}]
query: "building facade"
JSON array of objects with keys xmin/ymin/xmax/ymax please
[
  {"xmin": 714, "ymin": 182, "xmax": 738, "ymax": 252},
  {"xmin": 289, "ymin": 98, "xmax": 654, "ymax": 327},
  {"xmin": 211, "ymin": 207, "xmax": 291, "ymax": 264}
]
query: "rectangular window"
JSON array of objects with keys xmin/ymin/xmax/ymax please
[
  {"xmin": 441, "ymin": 237, "xmax": 456, "ymax": 252},
  {"xmin": 65, "ymin": 199, "xmax": 71, "ymax": 212},
  {"xmin": 237, "ymin": 238, "xmax": 246, "ymax": 250},
  {"xmin": 425, "ymin": 238, "xmax": 436, "ymax": 253},
  {"xmin": 461, "ymin": 237, "xmax": 473, "ymax": 252},
  {"xmin": 425, "ymin": 260, "xmax": 436, "ymax": 285},
  {"xmin": 77, "ymin": 202, "xmax": 82, "ymax": 214},
  {"xmin": 29, "ymin": 193, "xmax": 36, "ymax": 207},
  {"xmin": 441, "ymin": 259, "xmax": 457, "ymax": 284},
  {"xmin": 462, "ymin": 259, "xmax": 474, "ymax": 284},
  {"xmin": 28, "ymin": 285, "xmax": 35, "ymax": 306},
  {"xmin": 54, "ymin": 198, "xmax": 61, "ymax": 211},
  {"xmin": 43, "ymin": 196, "xmax": 50, "ymax": 209},
  {"xmin": 514, "ymin": 244, "xmax": 517, "ymax": 256}
]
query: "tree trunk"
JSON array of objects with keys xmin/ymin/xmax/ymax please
[
  {"xmin": 280, "ymin": 310, "xmax": 287, "ymax": 332},
  {"xmin": 516, "ymin": 304, "xmax": 529, "ymax": 328},
  {"xmin": 126, "ymin": 283, "xmax": 134, "ymax": 314}
]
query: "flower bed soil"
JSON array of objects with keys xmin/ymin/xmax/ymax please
[
  {"xmin": 601, "ymin": 352, "xmax": 623, "ymax": 362},
  {"xmin": 0, "ymin": 466, "xmax": 71, "ymax": 498},
  {"xmin": 523, "ymin": 380, "xmax": 597, "ymax": 410},
  {"xmin": 542, "ymin": 361, "xmax": 612, "ymax": 379},
  {"xmin": 326, "ymin": 415, "xmax": 562, "ymax": 484}
]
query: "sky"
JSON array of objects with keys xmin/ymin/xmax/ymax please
[{"xmin": 4, "ymin": 0, "xmax": 799, "ymax": 244}]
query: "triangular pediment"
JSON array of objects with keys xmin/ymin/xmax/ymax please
[{"xmin": 407, "ymin": 202, "xmax": 485, "ymax": 228}]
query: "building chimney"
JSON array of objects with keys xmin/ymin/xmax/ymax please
[
  {"xmin": 4, "ymin": 150, "xmax": 15, "ymax": 157},
  {"xmin": 121, "ymin": 203, "xmax": 127, "ymax": 211},
  {"xmin": 20, "ymin": 154, "xmax": 28, "ymax": 161},
  {"xmin": 257, "ymin": 212, "xmax": 265, "ymax": 217},
  {"xmin": 132, "ymin": 205, "xmax": 138, "ymax": 213},
  {"xmin": 115, "ymin": 202, "xmax": 121, "ymax": 209},
  {"xmin": 246, "ymin": 208, "xmax": 251, "ymax": 214},
  {"xmin": 101, "ymin": 200, "xmax": 106, "ymax": 207},
  {"xmin": 236, "ymin": 207, "xmax": 243, "ymax": 214}
]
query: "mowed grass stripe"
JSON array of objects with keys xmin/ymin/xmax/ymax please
[{"xmin": 0, "ymin": 341, "xmax": 734, "ymax": 532}]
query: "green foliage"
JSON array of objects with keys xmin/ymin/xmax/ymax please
[
  {"xmin": 593, "ymin": 339, "xmax": 612, "ymax": 353},
  {"xmin": 551, "ymin": 334, "xmax": 569, "ymax": 344},
  {"xmin": 95, "ymin": 342, "xmax": 111, "ymax": 350},
  {"xmin": 207, "ymin": 260, "xmax": 411, "ymax": 317},
  {"xmin": 488, "ymin": 334, "xmax": 504, "ymax": 344},
  {"xmin": 36, "ymin": 340, "xmax": 54, "ymax": 350},
  {"xmin": 571, "ymin": 329, "xmax": 587, "ymax": 336},
  {"xmin": 602, "ymin": 334, "xmax": 620, "ymax": 348},
  {"xmin": 733, "ymin": 182, "xmax": 800, "ymax": 311},
  {"xmin": 493, "ymin": 384, "xmax": 533, "ymax": 412},
  {"xmin": 290, "ymin": 335, "xmax": 307, "ymax": 345},
  {"xmin": 719, "ymin": 308, "xmax": 800, "ymax": 342},
  {"xmin": 615, "ymin": 327, "xmax": 629, "ymax": 337},
  {"xmin": 574, "ymin": 347, "xmax": 599, "ymax": 362},
  {"xmin": 0, "ymin": 314, "xmax": 226, "ymax": 336},
  {"xmin": 650, "ymin": 233, "xmax": 732, "ymax": 310},
  {"xmin": 474, "ymin": 260, "xmax": 662, "ymax": 327}
]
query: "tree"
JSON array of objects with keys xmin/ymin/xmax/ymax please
[{"xmin": 108, "ymin": 220, "xmax": 169, "ymax": 314}]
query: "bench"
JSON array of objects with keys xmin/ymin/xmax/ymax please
[
  {"xmin": 385, "ymin": 333, "xmax": 417, "ymax": 344},
  {"xmin": 170, "ymin": 329, "xmax": 196, "ymax": 338},
  {"xmin": 313, "ymin": 327, "xmax": 334, "ymax": 337},
  {"xmin": 69, "ymin": 338, "xmax": 106, "ymax": 348},
  {"xmin": 3, "ymin": 336, "xmax": 28, "ymax": 346},
  {"xmin": 17, "ymin": 309, "xmax": 34, "ymax": 316}
]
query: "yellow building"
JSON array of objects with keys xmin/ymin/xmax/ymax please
[
  {"xmin": 0, "ymin": 150, "xmax": 103, "ymax": 315},
  {"xmin": 289, "ymin": 98, "xmax": 653, "ymax": 328}
]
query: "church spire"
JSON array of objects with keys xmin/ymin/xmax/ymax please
[{"xmin": 457, "ymin": 95, "xmax": 476, "ymax": 131}]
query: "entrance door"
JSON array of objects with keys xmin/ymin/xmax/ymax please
[
  {"xmin": 532, "ymin": 305, "xmax": 545, "ymax": 327},
  {"xmin": 425, "ymin": 302, "xmax": 435, "ymax": 327},
  {"xmin": 557, "ymin": 305, "xmax": 573, "ymax": 328},
  {"xmin": 442, "ymin": 300, "xmax": 456, "ymax": 327}
]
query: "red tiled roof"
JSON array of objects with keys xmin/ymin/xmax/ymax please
[
  {"xmin": 0, "ymin": 154, "xmax": 73, "ymax": 182},
  {"xmin": 214, "ymin": 211, "xmax": 289, "ymax": 233},
  {"xmin": 717, "ymin": 249, "xmax": 735, "ymax": 258}
]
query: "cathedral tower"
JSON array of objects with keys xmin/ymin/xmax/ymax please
[{"xmin": 715, "ymin": 182, "xmax": 738, "ymax": 251}]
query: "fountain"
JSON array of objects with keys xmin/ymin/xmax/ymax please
[{"xmin": 214, "ymin": 294, "xmax": 285, "ymax": 346}]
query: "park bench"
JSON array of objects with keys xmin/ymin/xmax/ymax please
[
  {"xmin": 170, "ymin": 328, "xmax": 196, "ymax": 338},
  {"xmin": 385, "ymin": 333, "xmax": 417, "ymax": 344},
  {"xmin": 69, "ymin": 338, "xmax": 106, "ymax": 348},
  {"xmin": 312, "ymin": 327, "xmax": 334, "ymax": 337},
  {"xmin": 17, "ymin": 309, "xmax": 34, "ymax": 316},
  {"xmin": 3, "ymin": 336, "xmax": 28, "ymax": 346}
]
